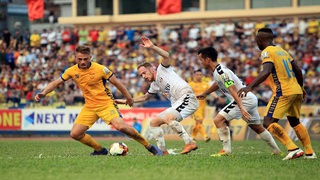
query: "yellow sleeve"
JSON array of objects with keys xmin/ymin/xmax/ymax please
[
  {"xmin": 261, "ymin": 50, "xmax": 274, "ymax": 64},
  {"xmin": 61, "ymin": 67, "xmax": 72, "ymax": 81},
  {"xmin": 102, "ymin": 66, "xmax": 113, "ymax": 79}
]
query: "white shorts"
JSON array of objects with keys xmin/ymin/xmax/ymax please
[
  {"xmin": 158, "ymin": 94, "xmax": 199, "ymax": 122},
  {"xmin": 219, "ymin": 92, "xmax": 261, "ymax": 125}
]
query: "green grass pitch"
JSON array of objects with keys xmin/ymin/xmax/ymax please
[{"xmin": 0, "ymin": 139, "xmax": 319, "ymax": 180}]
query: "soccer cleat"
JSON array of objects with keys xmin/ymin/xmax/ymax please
[
  {"xmin": 147, "ymin": 145, "xmax": 163, "ymax": 156},
  {"xmin": 90, "ymin": 147, "xmax": 108, "ymax": 156},
  {"xmin": 180, "ymin": 143, "xmax": 198, "ymax": 154},
  {"xmin": 150, "ymin": 150, "xmax": 169, "ymax": 156},
  {"xmin": 205, "ymin": 137, "xmax": 211, "ymax": 142},
  {"xmin": 282, "ymin": 148, "xmax": 304, "ymax": 160},
  {"xmin": 210, "ymin": 149, "xmax": 229, "ymax": 157},
  {"xmin": 304, "ymin": 153, "xmax": 317, "ymax": 159}
]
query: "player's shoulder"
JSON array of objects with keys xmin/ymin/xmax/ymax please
[{"xmin": 65, "ymin": 64, "xmax": 78, "ymax": 72}]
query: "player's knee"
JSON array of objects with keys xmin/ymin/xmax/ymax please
[
  {"xmin": 287, "ymin": 116, "xmax": 300, "ymax": 127},
  {"xmin": 70, "ymin": 132, "xmax": 83, "ymax": 140},
  {"xmin": 263, "ymin": 117, "xmax": 277, "ymax": 128}
]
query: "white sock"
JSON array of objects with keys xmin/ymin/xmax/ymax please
[
  {"xmin": 149, "ymin": 126, "xmax": 167, "ymax": 152},
  {"xmin": 168, "ymin": 120, "xmax": 193, "ymax": 144},
  {"xmin": 217, "ymin": 126, "xmax": 232, "ymax": 154},
  {"xmin": 259, "ymin": 130, "xmax": 281, "ymax": 154}
]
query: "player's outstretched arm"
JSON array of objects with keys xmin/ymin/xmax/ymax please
[
  {"xmin": 34, "ymin": 78, "xmax": 64, "ymax": 102},
  {"xmin": 229, "ymin": 85, "xmax": 251, "ymax": 122},
  {"xmin": 197, "ymin": 83, "xmax": 219, "ymax": 100},
  {"xmin": 238, "ymin": 62, "xmax": 273, "ymax": 96},
  {"xmin": 140, "ymin": 36, "xmax": 170, "ymax": 67},
  {"xmin": 115, "ymin": 93, "xmax": 152, "ymax": 104},
  {"xmin": 108, "ymin": 75, "xmax": 134, "ymax": 107},
  {"xmin": 291, "ymin": 60, "xmax": 306, "ymax": 101}
]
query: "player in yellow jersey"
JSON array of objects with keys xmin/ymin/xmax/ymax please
[
  {"xmin": 188, "ymin": 69, "xmax": 215, "ymax": 142},
  {"xmin": 34, "ymin": 46, "xmax": 163, "ymax": 156},
  {"xmin": 238, "ymin": 28, "xmax": 316, "ymax": 160}
]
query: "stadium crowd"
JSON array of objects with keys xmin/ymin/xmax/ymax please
[{"xmin": 0, "ymin": 17, "xmax": 319, "ymax": 108}]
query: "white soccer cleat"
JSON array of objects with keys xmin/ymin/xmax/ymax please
[
  {"xmin": 282, "ymin": 148, "xmax": 304, "ymax": 160},
  {"xmin": 304, "ymin": 153, "xmax": 317, "ymax": 159}
]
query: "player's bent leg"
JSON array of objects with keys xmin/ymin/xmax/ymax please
[
  {"xmin": 214, "ymin": 114, "xmax": 231, "ymax": 154},
  {"xmin": 70, "ymin": 124, "xmax": 106, "ymax": 155},
  {"xmin": 248, "ymin": 124, "xmax": 281, "ymax": 155},
  {"xmin": 164, "ymin": 114, "xmax": 197, "ymax": 154},
  {"xmin": 288, "ymin": 116, "xmax": 315, "ymax": 157},
  {"xmin": 149, "ymin": 117, "xmax": 168, "ymax": 154},
  {"xmin": 111, "ymin": 117, "xmax": 163, "ymax": 156}
]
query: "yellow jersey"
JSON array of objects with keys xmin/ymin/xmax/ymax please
[
  {"xmin": 189, "ymin": 81, "xmax": 209, "ymax": 107},
  {"xmin": 261, "ymin": 46, "xmax": 302, "ymax": 96},
  {"xmin": 61, "ymin": 62, "xmax": 114, "ymax": 107}
]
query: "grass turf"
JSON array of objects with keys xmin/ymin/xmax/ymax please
[{"xmin": 0, "ymin": 139, "xmax": 319, "ymax": 180}]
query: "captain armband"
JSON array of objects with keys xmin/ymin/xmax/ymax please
[{"xmin": 224, "ymin": 80, "xmax": 235, "ymax": 88}]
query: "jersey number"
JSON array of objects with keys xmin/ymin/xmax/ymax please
[{"xmin": 282, "ymin": 58, "xmax": 295, "ymax": 78}]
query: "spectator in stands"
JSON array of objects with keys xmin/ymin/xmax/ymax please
[
  {"xmin": 30, "ymin": 30, "xmax": 40, "ymax": 48},
  {"xmin": 132, "ymin": 117, "xmax": 142, "ymax": 133}
]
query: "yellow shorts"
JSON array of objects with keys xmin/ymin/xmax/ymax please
[
  {"xmin": 193, "ymin": 106, "xmax": 205, "ymax": 120},
  {"xmin": 264, "ymin": 94, "xmax": 302, "ymax": 119},
  {"xmin": 75, "ymin": 102, "xmax": 121, "ymax": 128}
]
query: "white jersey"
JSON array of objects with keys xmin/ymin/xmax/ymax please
[
  {"xmin": 148, "ymin": 64, "xmax": 194, "ymax": 104},
  {"xmin": 213, "ymin": 64, "xmax": 245, "ymax": 101},
  {"xmin": 213, "ymin": 64, "xmax": 260, "ymax": 123}
]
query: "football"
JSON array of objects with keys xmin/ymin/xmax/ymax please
[{"xmin": 109, "ymin": 142, "xmax": 129, "ymax": 156}]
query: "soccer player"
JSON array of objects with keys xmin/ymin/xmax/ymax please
[
  {"xmin": 197, "ymin": 47, "xmax": 281, "ymax": 157},
  {"xmin": 34, "ymin": 46, "xmax": 163, "ymax": 156},
  {"xmin": 116, "ymin": 36, "xmax": 198, "ymax": 155},
  {"xmin": 188, "ymin": 69, "xmax": 216, "ymax": 142},
  {"xmin": 238, "ymin": 28, "xmax": 317, "ymax": 160}
]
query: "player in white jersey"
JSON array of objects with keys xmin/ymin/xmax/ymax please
[
  {"xmin": 116, "ymin": 36, "xmax": 198, "ymax": 155},
  {"xmin": 196, "ymin": 47, "xmax": 281, "ymax": 156}
]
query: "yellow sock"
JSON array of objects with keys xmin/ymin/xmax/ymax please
[
  {"xmin": 198, "ymin": 124, "xmax": 207, "ymax": 139},
  {"xmin": 127, "ymin": 128, "xmax": 149, "ymax": 147},
  {"xmin": 293, "ymin": 123, "xmax": 314, "ymax": 155},
  {"xmin": 267, "ymin": 123, "xmax": 298, "ymax": 151},
  {"xmin": 80, "ymin": 134, "xmax": 102, "ymax": 151},
  {"xmin": 191, "ymin": 124, "xmax": 199, "ymax": 139}
]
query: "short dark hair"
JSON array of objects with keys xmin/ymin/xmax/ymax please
[
  {"xmin": 137, "ymin": 62, "xmax": 153, "ymax": 70},
  {"xmin": 198, "ymin": 47, "xmax": 218, "ymax": 62},
  {"xmin": 193, "ymin": 69, "xmax": 202, "ymax": 74},
  {"xmin": 76, "ymin": 46, "xmax": 91, "ymax": 55},
  {"xmin": 258, "ymin": 28, "xmax": 273, "ymax": 35}
]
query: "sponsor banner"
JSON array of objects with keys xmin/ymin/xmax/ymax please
[
  {"xmin": 0, "ymin": 110, "xmax": 22, "ymax": 130},
  {"xmin": 20, "ymin": 108, "xmax": 165, "ymax": 131},
  {"xmin": 21, "ymin": 109, "xmax": 111, "ymax": 131}
]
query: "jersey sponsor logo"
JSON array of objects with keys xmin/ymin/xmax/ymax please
[
  {"xmin": 261, "ymin": 51, "xmax": 269, "ymax": 59},
  {"xmin": 75, "ymin": 74, "xmax": 79, "ymax": 79},
  {"xmin": 159, "ymin": 77, "xmax": 163, "ymax": 83},
  {"xmin": 165, "ymin": 83, "xmax": 170, "ymax": 93},
  {"xmin": 103, "ymin": 67, "xmax": 110, "ymax": 74}
]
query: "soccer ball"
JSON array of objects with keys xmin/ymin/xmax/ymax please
[{"xmin": 109, "ymin": 142, "xmax": 129, "ymax": 156}]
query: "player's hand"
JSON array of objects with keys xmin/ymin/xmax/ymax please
[
  {"xmin": 240, "ymin": 107, "xmax": 251, "ymax": 122},
  {"xmin": 302, "ymin": 88, "xmax": 307, "ymax": 102},
  {"xmin": 34, "ymin": 93, "xmax": 45, "ymax": 102},
  {"xmin": 140, "ymin": 36, "xmax": 154, "ymax": 48},
  {"xmin": 114, "ymin": 99, "xmax": 126, "ymax": 104},
  {"xmin": 196, "ymin": 94, "xmax": 207, "ymax": 100},
  {"xmin": 238, "ymin": 87, "xmax": 251, "ymax": 98},
  {"xmin": 125, "ymin": 98, "xmax": 134, "ymax": 107}
]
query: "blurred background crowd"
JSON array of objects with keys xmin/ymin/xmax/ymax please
[{"xmin": 0, "ymin": 17, "xmax": 319, "ymax": 109}]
